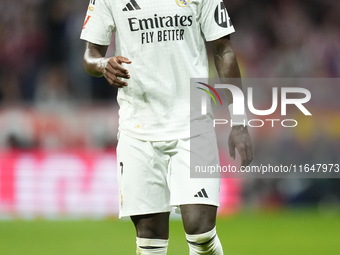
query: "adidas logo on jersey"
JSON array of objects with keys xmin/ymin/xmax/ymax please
[
  {"xmin": 123, "ymin": 0, "xmax": 141, "ymax": 11},
  {"xmin": 194, "ymin": 188, "xmax": 209, "ymax": 198}
]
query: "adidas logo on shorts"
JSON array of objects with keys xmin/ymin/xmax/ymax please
[
  {"xmin": 194, "ymin": 188, "xmax": 209, "ymax": 198},
  {"xmin": 122, "ymin": 0, "xmax": 141, "ymax": 11}
]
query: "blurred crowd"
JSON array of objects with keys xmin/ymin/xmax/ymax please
[
  {"xmin": 0, "ymin": 0, "xmax": 116, "ymax": 104},
  {"xmin": 0, "ymin": 0, "xmax": 340, "ymax": 210},
  {"xmin": 229, "ymin": 0, "xmax": 340, "ymax": 78},
  {"xmin": 0, "ymin": 0, "xmax": 339, "ymax": 104}
]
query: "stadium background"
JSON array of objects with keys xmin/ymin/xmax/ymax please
[{"xmin": 0, "ymin": 0, "xmax": 340, "ymax": 254}]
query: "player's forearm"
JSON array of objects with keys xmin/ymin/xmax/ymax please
[
  {"xmin": 212, "ymin": 38, "xmax": 250, "ymax": 132},
  {"xmin": 83, "ymin": 42, "xmax": 109, "ymax": 77},
  {"xmin": 214, "ymin": 52, "xmax": 241, "ymax": 80},
  {"xmin": 211, "ymin": 37, "xmax": 242, "ymax": 105}
]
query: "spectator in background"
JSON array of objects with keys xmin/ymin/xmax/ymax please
[
  {"xmin": 0, "ymin": 0, "xmax": 46, "ymax": 102},
  {"xmin": 42, "ymin": 0, "xmax": 70, "ymax": 65},
  {"xmin": 35, "ymin": 65, "xmax": 70, "ymax": 107}
]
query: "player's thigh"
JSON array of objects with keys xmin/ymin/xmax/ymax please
[
  {"xmin": 180, "ymin": 204, "xmax": 217, "ymax": 235},
  {"xmin": 117, "ymin": 133, "xmax": 171, "ymax": 218},
  {"xmin": 131, "ymin": 212, "xmax": 170, "ymax": 239}
]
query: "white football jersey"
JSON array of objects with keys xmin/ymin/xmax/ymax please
[{"xmin": 80, "ymin": 0, "xmax": 235, "ymax": 140}]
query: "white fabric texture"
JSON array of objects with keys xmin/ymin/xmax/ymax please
[
  {"xmin": 136, "ymin": 238, "xmax": 168, "ymax": 255},
  {"xmin": 116, "ymin": 131, "xmax": 220, "ymax": 218},
  {"xmin": 186, "ymin": 227, "xmax": 223, "ymax": 255}
]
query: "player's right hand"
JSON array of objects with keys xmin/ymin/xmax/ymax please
[{"xmin": 100, "ymin": 56, "xmax": 132, "ymax": 88}]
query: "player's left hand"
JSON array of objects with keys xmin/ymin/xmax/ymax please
[{"xmin": 228, "ymin": 126, "xmax": 253, "ymax": 167}]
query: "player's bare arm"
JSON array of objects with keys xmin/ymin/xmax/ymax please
[
  {"xmin": 83, "ymin": 42, "xmax": 131, "ymax": 88},
  {"xmin": 209, "ymin": 35, "xmax": 254, "ymax": 167}
]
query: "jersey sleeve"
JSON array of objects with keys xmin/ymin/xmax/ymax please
[
  {"xmin": 199, "ymin": 0, "xmax": 235, "ymax": 42},
  {"xmin": 80, "ymin": 0, "xmax": 115, "ymax": 45}
]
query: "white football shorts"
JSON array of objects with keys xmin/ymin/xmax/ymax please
[{"xmin": 116, "ymin": 131, "xmax": 220, "ymax": 218}]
